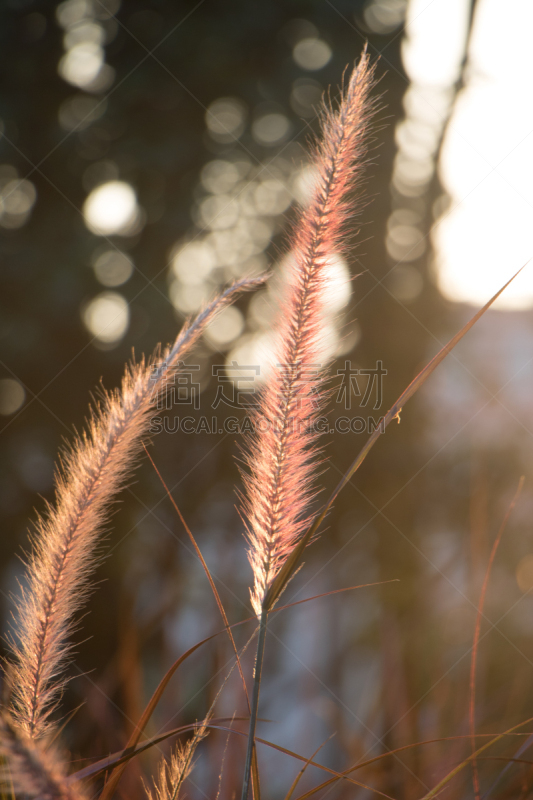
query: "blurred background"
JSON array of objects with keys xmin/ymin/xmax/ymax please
[{"xmin": 2, "ymin": 0, "xmax": 533, "ymax": 797}]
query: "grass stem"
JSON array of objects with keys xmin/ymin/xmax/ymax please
[{"xmin": 241, "ymin": 607, "xmax": 268, "ymax": 800}]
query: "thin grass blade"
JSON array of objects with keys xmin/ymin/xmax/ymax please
[
  {"xmin": 70, "ymin": 719, "xmax": 253, "ymax": 783},
  {"xmin": 283, "ymin": 738, "xmax": 332, "ymax": 800},
  {"xmin": 143, "ymin": 447, "xmax": 251, "ymax": 710},
  {"xmin": 86, "ymin": 724, "xmax": 397, "ymax": 800},
  {"xmin": 265, "ymin": 265, "xmax": 526, "ymax": 612},
  {"xmin": 97, "ymin": 633, "xmax": 219, "ymax": 800},
  {"xmin": 292, "ymin": 732, "xmax": 533, "ymax": 800},
  {"xmin": 419, "ymin": 715, "xmax": 533, "ymax": 800},
  {"xmin": 272, "ymin": 580, "xmax": 398, "ymax": 615},
  {"xmin": 470, "ymin": 476, "xmax": 524, "ymax": 799}
]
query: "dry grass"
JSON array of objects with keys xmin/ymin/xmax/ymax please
[
  {"xmin": 144, "ymin": 723, "xmax": 207, "ymax": 800},
  {"xmin": 1, "ymin": 278, "xmax": 263, "ymax": 798},
  {"xmin": 0, "ymin": 51, "xmax": 524, "ymax": 800},
  {"xmin": 242, "ymin": 49, "xmax": 377, "ymax": 619}
]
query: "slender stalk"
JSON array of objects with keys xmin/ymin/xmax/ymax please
[
  {"xmin": 241, "ymin": 607, "xmax": 268, "ymax": 800},
  {"xmin": 469, "ymin": 476, "xmax": 524, "ymax": 799}
]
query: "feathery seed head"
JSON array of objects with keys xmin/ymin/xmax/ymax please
[
  {"xmin": 7, "ymin": 276, "xmax": 264, "ymax": 741},
  {"xmin": 241, "ymin": 53, "xmax": 377, "ymax": 616},
  {"xmin": 0, "ymin": 711, "xmax": 87, "ymax": 799},
  {"xmin": 145, "ymin": 725, "xmax": 207, "ymax": 800}
]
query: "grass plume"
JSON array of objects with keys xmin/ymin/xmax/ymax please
[
  {"xmin": 144, "ymin": 723, "xmax": 207, "ymax": 800},
  {"xmin": 0, "ymin": 711, "xmax": 86, "ymax": 800},
  {"xmin": 241, "ymin": 51, "xmax": 377, "ymax": 618},
  {"xmin": 7, "ymin": 276, "xmax": 264, "ymax": 742},
  {"xmin": 239, "ymin": 52, "xmax": 377, "ymax": 800}
]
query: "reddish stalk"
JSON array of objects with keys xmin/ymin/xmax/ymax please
[{"xmin": 469, "ymin": 476, "xmax": 524, "ymax": 799}]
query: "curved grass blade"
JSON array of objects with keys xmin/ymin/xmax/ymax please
[
  {"xmin": 251, "ymin": 733, "xmax": 395, "ymax": 800},
  {"xmin": 69, "ymin": 720, "xmax": 246, "ymax": 782},
  {"xmin": 283, "ymin": 738, "xmax": 332, "ymax": 800},
  {"xmin": 92, "ymin": 581, "xmax": 398, "ymax": 796},
  {"xmin": 479, "ymin": 756, "xmax": 533, "ymax": 766},
  {"xmin": 142, "ymin": 447, "xmax": 251, "ymax": 707},
  {"xmin": 273, "ymin": 580, "xmax": 398, "ymax": 615},
  {"xmin": 140, "ymin": 449, "xmax": 262, "ymax": 799},
  {"xmin": 419, "ymin": 715, "xmax": 533, "ymax": 800},
  {"xmin": 470, "ymin": 476, "xmax": 524, "ymax": 799},
  {"xmin": 484, "ymin": 732, "xmax": 533, "ymax": 798},
  {"xmin": 265, "ymin": 265, "xmax": 526, "ymax": 613},
  {"xmin": 97, "ymin": 633, "xmax": 218, "ymax": 800},
  {"xmin": 87, "ymin": 720, "xmax": 533, "ymax": 800},
  {"xmin": 292, "ymin": 731, "xmax": 533, "ymax": 800},
  {"xmin": 75, "ymin": 723, "xmax": 394, "ymax": 799}
]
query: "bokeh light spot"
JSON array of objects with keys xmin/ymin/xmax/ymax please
[
  {"xmin": 386, "ymin": 223, "xmax": 426, "ymax": 261},
  {"xmin": 392, "ymin": 153, "xmax": 434, "ymax": 196},
  {"xmin": 92, "ymin": 250, "xmax": 134, "ymax": 286},
  {"xmin": 252, "ymin": 113, "xmax": 291, "ymax": 146},
  {"xmin": 389, "ymin": 265, "xmax": 424, "ymax": 302},
  {"xmin": 0, "ymin": 379, "xmax": 25, "ymax": 416},
  {"xmin": 429, "ymin": 0, "xmax": 533, "ymax": 308},
  {"xmin": 402, "ymin": 0, "xmax": 469, "ymax": 87},
  {"xmin": 204, "ymin": 306, "xmax": 244, "ymax": 349},
  {"xmin": 83, "ymin": 181, "xmax": 139, "ymax": 236},
  {"xmin": 292, "ymin": 38, "xmax": 332, "ymax": 70},
  {"xmin": 169, "ymin": 281, "xmax": 212, "ymax": 314},
  {"xmin": 64, "ymin": 20, "xmax": 104, "ymax": 49},
  {"xmin": 249, "ymin": 290, "xmax": 276, "ymax": 330},
  {"xmin": 253, "ymin": 179, "xmax": 291, "ymax": 215},
  {"xmin": 172, "ymin": 241, "xmax": 216, "ymax": 285},
  {"xmin": 200, "ymin": 160, "xmax": 241, "ymax": 195},
  {"xmin": 292, "ymin": 165, "xmax": 319, "ymax": 206},
  {"xmin": 363, "ymin": 0, "xmax": 406, "ymax": 34},
  {"xmin": 197, "ymin": 195, "xmax": 240, "ymax": 231},
  {"xmin": 82, "ymin": 292, "xmax": 129, "ymax": 344},
  {"xmin": 2, "ymin": 180, "xmax": 37, "ymax": 215},
  {"xmin": 56, "ymin": 0, "xmax": 92, "ymax": 29},
  {"xmin": 0, "ymin": 179, "xmax": 37, "ymax": 228},
  {"xmin": 321, "ymin": 254, "xmax": 352, "ymax": 312},
  {"xmin": 58, "ymin": 42, "xmax": 104, "ymax": 88},
  {"xmin": 205, "ymin": 98, "xmax": 247, "ymax": 142}
]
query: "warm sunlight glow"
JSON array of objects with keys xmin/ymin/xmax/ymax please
[
  {"xmin": 402, "ymin": 0, "xmax": 469, "ymax": 87},
  {"xmin": 429, "ymin": 0, "xmax": 533, "ymax": 307}
]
